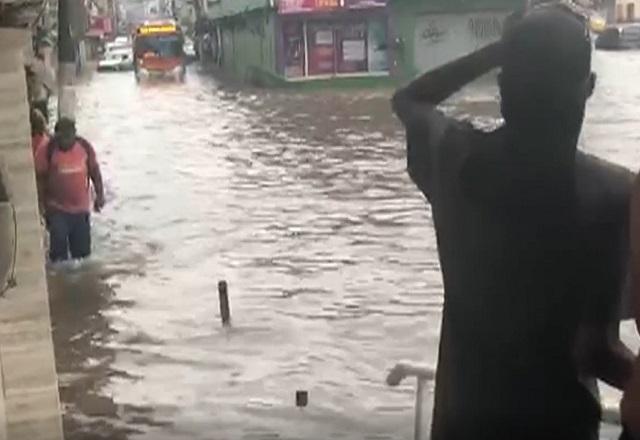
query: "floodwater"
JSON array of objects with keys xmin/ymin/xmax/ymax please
[{"xmin": 49, "ymin": 51, "xmax": 640, "ymax": 440}]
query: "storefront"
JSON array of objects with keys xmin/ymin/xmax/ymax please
[
  {"xmin": 85, "ymin": 15, "xmax": 114, "ymax": 59},
  {"xmin": 278, "ymin": 0, "xmax": 389, "ymax": 80}
]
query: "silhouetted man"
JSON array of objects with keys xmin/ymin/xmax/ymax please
[{"xmin": 392, "ymin": 5, "xmax": 634, "ymax": 440}]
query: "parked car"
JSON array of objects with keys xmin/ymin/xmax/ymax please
[
  {"xmin": 98, "ymin": 38, "xmax": 134, "ymax": 71},
  {"xmin": 596, "ymin": 24, "xmax": 640, "ymax": 50},
  {"xmin": 183, "ymin": 37, "xmax": 196, "ymax": 61}
]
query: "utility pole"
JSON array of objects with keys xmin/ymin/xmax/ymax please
[{"xmin": 57, "ymin": 0, "xmax": 77, "ymax": 119}]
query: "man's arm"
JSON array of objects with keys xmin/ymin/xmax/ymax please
[
  {"xmin": 33, "ymin": 145, "xmax": 48, "ymax": 216},
  {"xmin": 621, "ymin": 173, "xmax": 640, "ymax": 440},
  {"xmin": 85, "ymin": 143, "xmax": 105, "ymax": 212},
  {"xmin": 575, "ymin": 196, "xmax": 636, "ymax": 390},
  {"xmin": 630, "ymin": 173, "xmax": 640, "ymax": 333},
  {"xmin": 576, "ymin": 324, "xmax": 634, "ymax": 390},
  {"xmin": 391, "ymin": 43, "xmax": 502, "ymax": 197},
  {"xmin": 392, "ymin": 42, "xmax": 502, "ymax": 124},
  {"xmin": 36, "ymin": 176, "xmax": 47, "ymax": 216},
  {"xmin": 89, "ymin": 164, "xmax": 104, "ymax": 212}
]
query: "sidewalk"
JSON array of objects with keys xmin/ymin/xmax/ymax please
[{"xmin": 0, "ymin": 28, "xmax": 63, "ymax": 440}]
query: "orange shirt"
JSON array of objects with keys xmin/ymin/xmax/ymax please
[{"xmin": 34, "ymin": 139, "xmax": 98, "ymax": 214}]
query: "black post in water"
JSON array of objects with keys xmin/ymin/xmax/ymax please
[
  {"xmin": 296, "ymin": 390, "xmax": 308, "ymax": 408},
  {"xmin": 218, "ymin": 280, "xmax": 231, "ymax": 325}
]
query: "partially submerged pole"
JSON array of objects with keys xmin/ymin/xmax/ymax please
[
  {"xmin": 218, "ymin": 280, "xmax": 231, "ymax": 325},
  {"xmin": 296, "ymin": 390, "xmax": 308, "ymax": 408},
  {"xmin": 414, "ymin": 378, "xmax": 425, "ymax": 440}
]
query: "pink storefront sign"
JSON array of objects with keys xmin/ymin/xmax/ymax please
[
  {"xmin": 278, "ymin": 0, "xmax": 340, "ymax": 14},
  {"xmin": 87, "ymin": 16, "xmax": 113, "ymax": 38}
]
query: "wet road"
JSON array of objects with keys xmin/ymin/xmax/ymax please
[{"xmin": 50, "ymin": 51, "xmax": 640, "ymax": 440}]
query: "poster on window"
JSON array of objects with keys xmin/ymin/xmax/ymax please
[
  {"xmin": 367, "ymin": 19, "xmax": 388, "ymax": 72},
  {"xmin": 336, "ymin": 22, "xmax": 367, "ymax": 73},
  {"xmin": 283, "ymin": 21, "xmax": 305, "ymax": 78},
  {"xmin": 315, "ymin": 29, "xmax": 334, "ymax": 45},
  {"xmin": 342, "ymin": 40, "xmax": 365, "ymax": 61}
]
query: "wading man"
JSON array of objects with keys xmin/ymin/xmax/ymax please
[
  {"xmin": 36, "ymin": 118, "xmax": 105, "ymax": 262},
  {"xmin": 392, "ymin": 5, "xmax": 634, "ymax": 439}
]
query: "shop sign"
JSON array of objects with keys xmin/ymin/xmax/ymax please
[
  {"xmin": 278, "ymin": 0, "xmax": 340, "ymax": 14},
  {"xmin": 87, "ymin": 16, "xmax": 113, "ymax": 38}
]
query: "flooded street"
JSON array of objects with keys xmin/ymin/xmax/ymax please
[{"xmin": 50, "ymin": 50, "xmax": 640, "ymax": 440}]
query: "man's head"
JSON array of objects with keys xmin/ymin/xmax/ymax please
[
  {"xmin": 54, "ymin": 117, "xmax": 77, "ymax": 150},
  {"xmin": 30, "ymin": 109, "xmax": 47, "ymax": 136},
  {"xmin": 499, "ymin": 5, "xmax": 594, "ymax": 141}
]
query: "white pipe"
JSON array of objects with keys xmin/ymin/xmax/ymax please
[
  {"xmin": 414, "ymin": 377, "xmax": 426, "ymax": 440},
  {"xmin": 302, "ymin": 20, "xmax": 309, "ymax": 77},
  {"xmin": 386, "ymin": 363, "xmax": 434, "ymax": 440},
  {"xmin": 387, "ymin": 361, "xmax": 623, "ymax": 440}
]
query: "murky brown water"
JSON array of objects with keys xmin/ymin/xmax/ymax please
[{"xmin": 50, "ymin": 51, "xmax": 640, "ymax": 440}]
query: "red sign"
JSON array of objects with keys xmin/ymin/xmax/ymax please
[
  {"xmin": 344, "ymin": 0, "xmax": 386, "ymax": 8},
  {"xmin": 86, "ymin": 16, "xmax": 113, "ymax": 38},
  {"xmin": 278, "ymin": 0, "xmax": 340, "ymax": 14}
]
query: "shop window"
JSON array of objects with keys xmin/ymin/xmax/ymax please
[
  {"xmin": 295, "ymin": 18, "xmax": 388, "ymax": 78},
  {"xmin": 307, "ymin": 22, "xmax": 336, "ymax": 76},
  {"xmin": 367, "ymin": 19, "xmax": 388, "ymax": 72},
  {"xmin": 336, "ymin": 22, "xmax": 367, "ymax": 73},
  {"xmin": 283, "ymin": 21, "xmax": 305, "ymax": 78}
]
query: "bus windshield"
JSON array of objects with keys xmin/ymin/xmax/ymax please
[{"xmin": 135, "ymin": 35, "xmax": 183, "ymax": 58}]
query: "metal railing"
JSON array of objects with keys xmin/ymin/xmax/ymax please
[
  {"xmin": 386, "ymin": 363, "xmax": 434, "ymax": 440},
  {"xmin": 386, "ymin": 362, "xmax": 622, "ymax": 440}
]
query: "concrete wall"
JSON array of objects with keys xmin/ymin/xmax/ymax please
[
  {"xmin": 389, "ymin": 0, "xmax": 522, "ymax": 79},
  {"xmin": 0, "ymin": 28, "xmax": 64, "ymax": 440},
  {"xmin": 616, "ymin": 0, "xmax": 640, "ymax": 21},
  {"xmin": 413, "ymin": 11, "xmax": 508, "ymax": 73},
  {"xmin": 218, "ymin": 10, "xmax": 277, "ymax": 81}
]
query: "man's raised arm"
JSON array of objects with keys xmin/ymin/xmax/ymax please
[
  {"xmin": 391, "ymin": 42, "xmax": 502, "ymax": 126},
  {"xmin": 391, "ymin": 42, "xmax": 502, "ymax": 198}
]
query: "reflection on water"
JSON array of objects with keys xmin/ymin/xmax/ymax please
[{"xmin": 51, "ymin": 51, "xmax": 640, "ymax": 439}]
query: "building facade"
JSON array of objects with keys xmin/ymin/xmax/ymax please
[
  {"xmin": 616, "ymin": 0, "xmax": 640, "ymax": 21},
  {"xmin": 277, "ymin": 0, "xmax": 389, "ymax": 80},
  {"xmin": 388, "ymin": 0, "xmax": 525, "ymax": 80},
  {"xmin": 200, "ymin": 0, "xmax": 390, "ymax": 85},
  {"xmin": 199, "ymin": 0, "xmax": 524, "ymax": 86}
]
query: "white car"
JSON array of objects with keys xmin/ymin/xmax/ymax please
[
  {"xmin": 183, "ymin": 37, "xmax": 196, "ymax": 60},
  {"xmin": 98, "ymin": 40, "xmax": 134, "ymax": 71}
]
